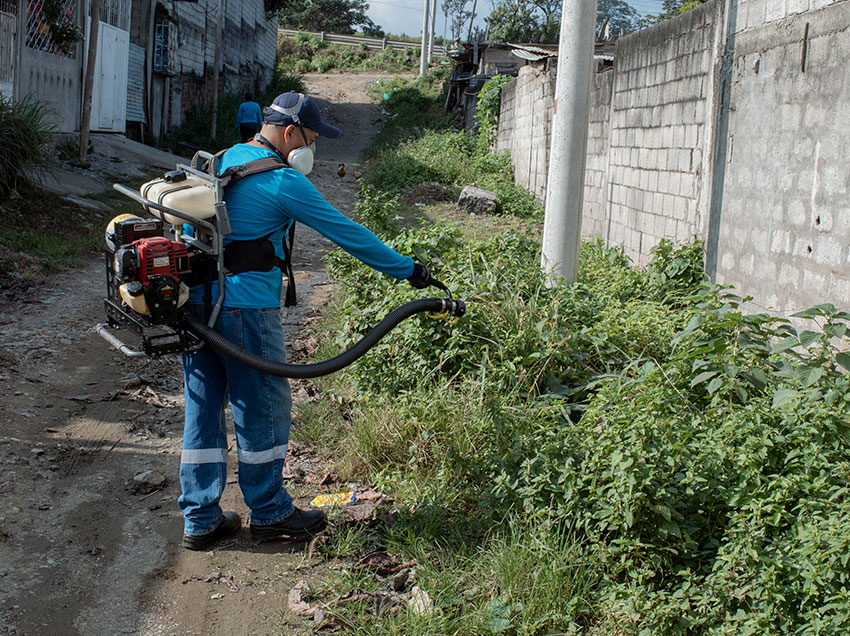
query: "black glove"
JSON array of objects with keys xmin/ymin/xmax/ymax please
[{"xmin": 407, "ymin": 263, "xmax": 433, "ymax": 289}]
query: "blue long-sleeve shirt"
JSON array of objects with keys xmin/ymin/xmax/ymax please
[
  {"xmin": 235, "ymin": 101, "xmax": 262, "ymax": 126},
  {"xmin": 190, "ymin": 144, "xmax": 414, "ymax": 308}
]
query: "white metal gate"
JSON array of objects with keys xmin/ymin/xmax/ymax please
[
  {"xmin": 0, "ymin": 0, "xmax": 16, "ymax": 99},
  {"xmin": 90, "ymin": 0, "xmax": 130, "ymax": 132}
]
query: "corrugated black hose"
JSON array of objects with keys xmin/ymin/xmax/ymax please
[{"xmin": 181, "ymin": 297, "xmax": 465, "ymax": 379}]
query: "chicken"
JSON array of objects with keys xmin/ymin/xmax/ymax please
[{"xmin": 337, "ymin": 163, "xmax": 346, "ymax": 178}]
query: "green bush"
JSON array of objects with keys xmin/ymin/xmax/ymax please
[
  {"xmin": 305, "ymin": 61, "xmax": 850, "ymax": 635},
  {"xmin": 475, "ymin": 74, "xmax": 513, "ymax": 150},
  {"xmin": 0, "ymin": 95, "xmax": 53, "ymax": 198},
  {"xmin": 314, "ymin": 223, "xmax": 850, "ymax": 632},
  {"xmin": 276, "ymin": 36, "xmax": 421, "ymax": 74}
]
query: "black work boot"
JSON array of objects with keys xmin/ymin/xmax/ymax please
[
  {"xmin": 250, "ymin": 507, "xmax": 327, "ymax": 541},
  {"xmin": 182, "ymin": 511, "xmax": 242, "ymax": 551}
]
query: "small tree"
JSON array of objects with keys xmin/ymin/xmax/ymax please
[
  {"xmin": 643, "ymin": 0, "xmax": 708, "ymax": 24},
  {"xmin": 597, "ymin": 0, "xmax": 640, "ymax": 37},
  {"xmin": 486, "ymin": 0, "xmax": 545, "ymax": 43},
  {"xmin": 442, "ymin": 0, "xmax": 472, "ymax": 41}
]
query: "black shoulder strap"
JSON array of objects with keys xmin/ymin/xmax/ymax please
[
  {"xmin": 218, "ymin": 155, "xmax": 287, "ymax": 191},
  {"xmin": 280, "ymin": 222, "xmax": 296, "ymax": 307}
]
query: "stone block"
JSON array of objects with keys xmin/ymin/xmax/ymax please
[{"xmin": 457, "ymin": 186, "xmax": 500, "ymax": 215}]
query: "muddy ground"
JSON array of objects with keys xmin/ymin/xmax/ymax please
[{"xmin": 0, "ymin": 74, "xmax": 407, "ymax": 636}]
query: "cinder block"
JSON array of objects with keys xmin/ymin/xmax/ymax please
[
  {"xmin": 672, "ymin": 125, "xmax": 686, "ymax": 149},
  {"xmin": 764, "ymin": 0, "xmax": 787, "ymax": 24},
  {"xmin": 665, "ymin": 216, "xmax": 677, "ymax": 237},
  {"xmin": 787, "ymin": 0, "xmax": 810, "ymax": 15},
  {"xmin": 679, "ymin": 173, "xmax": 696, "ymax": 198},
  {"xmin": 813, "ymin": 236, "xmax": 843, "ymax": 267},
  {"xmin": 658, "ymin": 171, "xmax": 671, "ymax": 194}
]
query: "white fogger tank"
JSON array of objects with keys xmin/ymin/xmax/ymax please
[{"xmin": 140, "ymin": 170, "xmax": 217, "ymax": 225}]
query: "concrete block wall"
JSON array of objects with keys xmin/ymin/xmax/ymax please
[
  {"xmin": 169, "ymin": 0, "xmax": 276, "ymax": 128},
  {"xmin": 495, "ymin": 66, "xmax": 554, "ymax": 200},
  {"xmin": 583, "ymin": 70, "xmax": 614, "ymax": 239},
  {"xmin": 734, "ymin": 0, "xmax": 846, "ymax": 32},
  {"xmin": 496, "ymin": 0, "xmax": 850, "ymax": 313},
  {"xmin": 605, "ymin": 1, "xmax": 719, "ymax": 265},
  {"xmin": 715, "ymin": 0, "xmax": 850, "ymax": 313}
]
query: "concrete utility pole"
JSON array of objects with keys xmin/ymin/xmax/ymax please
[
  {"xmin": 77, "ymin": 0, "xmax": 102, "ymax": 167},
  {"xmin": 427, "ymin": 0, "xmax": 437, "ymax": 63},
  {"xmin": 210, "ymin": 0, "xmax": 225, "ymax": 139},
  {"xmin": 540, "ymin": 0, "xmax": 597, "ymax": 286},
  {"xmin": 419, "ymin": 0, "xmax": 430, "ymax": 77}
]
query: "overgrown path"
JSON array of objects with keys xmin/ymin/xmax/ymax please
[{"xmin": 0, "ymin": 73, "xmax": 392, "ymax": 636}]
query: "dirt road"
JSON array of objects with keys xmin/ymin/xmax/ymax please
[{"xmin": 0, "ymin": 74, "xmax": 396, "ymax": 636}]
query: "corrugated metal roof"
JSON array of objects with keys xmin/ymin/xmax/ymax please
[
  {"xmin": 510, "ymin": 48, "xmax": 549, "ymax": 62},
  {"xmin": 508, "ymin": 42, "xmax": 614, "ymax": 63}
]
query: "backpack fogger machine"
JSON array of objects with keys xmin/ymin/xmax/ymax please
[{"xmin": 96, "ymin": 152, "xmax": 465, "ymax": 378}]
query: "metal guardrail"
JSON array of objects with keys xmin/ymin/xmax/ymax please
[{"xmin": 278, "ymin": 28, "xmax": 448, "ymax": 57}]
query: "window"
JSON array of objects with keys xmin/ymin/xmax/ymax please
[
  {"xmin": 26, "ymin": 0, "xmax": 82, "ymax": 57},
  {"xmin": 154, "ymin": 17, "xmax": 176, "ymax": 75}
]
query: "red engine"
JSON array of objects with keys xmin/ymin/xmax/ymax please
[{"xmin": 113, "ymin": 237, "xmax": 191, "ymax": 324}]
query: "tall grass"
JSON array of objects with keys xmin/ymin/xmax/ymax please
[{"xmin": 0, "ymin": 95, "xmax": 54, "ymax": 198}]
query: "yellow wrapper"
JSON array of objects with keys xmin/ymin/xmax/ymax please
[{"xmin": 309, "ymin": 490, "xmax": 356, "ymax": 507}]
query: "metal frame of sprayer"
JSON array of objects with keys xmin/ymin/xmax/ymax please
[{"xmin": 97, "ymin": 151, "xmax": 230, "ymax": 358}]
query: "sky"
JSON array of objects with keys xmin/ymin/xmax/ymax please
[{"xmin": 366, "ymin": 0, "xmax": 668, "ymax": 40}]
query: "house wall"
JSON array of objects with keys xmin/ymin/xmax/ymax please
[
  {"xmin": 16, "ymin": 0, "xmax": 84, "ymax": 132},
  {"xmin": 167, "ymin": 0, "xmax": 276, "ymax": 129},
  {"xmin": 495, "ymin": 0, "xmax": 850, "ymax": 313},
  {"xmin": 495, "ymin": 66, "xmax": 554, "ymax": 200}
]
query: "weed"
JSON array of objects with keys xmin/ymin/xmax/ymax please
[{"xmin": 0, "ymin": 95, "xmax": 54, "ymax": 199}]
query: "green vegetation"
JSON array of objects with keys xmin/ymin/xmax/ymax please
[
  {"xmin": 0, "ymin": 179, "xmax": 149, "ymax": 279},
  {"xmin": 643, "ymin": 0, "xmax": 709, "ymax": 24},
  {"xmin": 159, "ymin": 73, "xmax": 305, "ymax": 155},
  {"xmin": 275, "ymin": 0, "xmax": 382, "ymax": 37},
  {"xmin": 362, "ymin": 73, "xmax": 540, "ymax": 221},
  {"xmin": 299, "ymin": 76, "xmax": 850, "ymax": 634},
  {"xmin": 277, "ymin": 32, "xmax": 421, "ymax": 75},
  {"xmin": 475, "ymin": 75, "xmax": 514, "ymax": 150},
  {"xmin": 0, "ymin": 95, "xmax": 54, "ymax": 199}
]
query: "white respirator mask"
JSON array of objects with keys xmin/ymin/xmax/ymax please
[{"xmin": 287, "ymin": 141, "xmax": 315, "ymax": 176}]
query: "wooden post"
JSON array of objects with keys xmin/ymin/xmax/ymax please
[{"xmin": 77, "ymin": 0, "xmax": 102, "ymax": 168}]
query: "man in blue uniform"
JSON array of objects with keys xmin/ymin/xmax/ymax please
[
  {"xmin": 180, "ymin": 92, "xmax": 433, "ymax": 550},
  {"xmin": 235, "ymin": 92, "xmax": 263, "ymax": 142}
]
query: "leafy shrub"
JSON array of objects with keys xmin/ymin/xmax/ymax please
[
  {"xmin": 475, "ymin": 74, "xmax": 513, "ymax": 150},
  {"xmin": 315, "ymin": 222, "xmax": 850, "ymax": 632},
  {"xmin": 312, "ymin": 53, "xmax": 336, "ymax": 73},
  {"xmin": 0, "ymin": 96, "xmax": 53, "ymax": 198},
  {"xmin": 276, "ymin": 36, "xmax": 421, "ymax": 74}
]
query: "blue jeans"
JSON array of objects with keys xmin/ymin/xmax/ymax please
[{"xmin": 179, "ymin": 305, "xmax": 294, "ymax": 536}]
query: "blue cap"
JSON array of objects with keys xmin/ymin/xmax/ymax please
[{"xmin": 263, "ymin": 92, "xmax": 342, "ymax": 138}]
